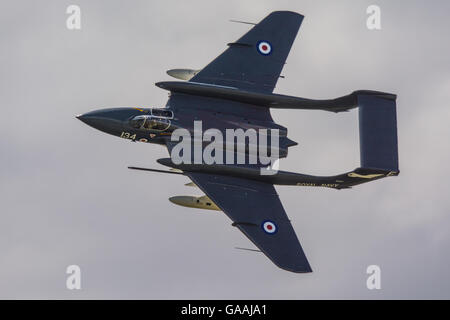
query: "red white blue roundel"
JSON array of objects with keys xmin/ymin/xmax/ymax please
[
  {"xmin": 262, "ymin": 220, "xmax": 277, "ymax": 234},
  {"xmin": 257, "ymin": 40, "xmax": 272, "ymax": 55}
]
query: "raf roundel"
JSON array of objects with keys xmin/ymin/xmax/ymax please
[
  {"xmin": 257, "ymin": 40, "xmax": 272, "ymax": 55},
  {"xmin": 262, "ymin": 220, "xmax": 278, "ymax": 234}
]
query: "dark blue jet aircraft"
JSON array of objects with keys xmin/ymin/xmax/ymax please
[{"xmin": 77, "ymin": 11, "xmax": 399, "ymax": 273}]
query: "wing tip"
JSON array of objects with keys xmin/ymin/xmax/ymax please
[
  {"xmin": 271, "ymin": 255, "xmax": 313, "ymax": 273},
  {"xmin": 270, "ymin": 10, "xmax": 304, "ymax": 19},
  {"xmin": 282, "ymin": 264, "xmax": 313, "ymax": 274}
]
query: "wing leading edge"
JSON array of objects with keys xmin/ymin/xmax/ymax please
[
  {"xmin": 190, "ymin": 11, "xmax": 303, "ymax": 93},
  {"xmin": 185, "ymin": 172, "xmax": 312, "ymax": 273}
]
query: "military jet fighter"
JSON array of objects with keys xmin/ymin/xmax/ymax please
[{"xmin": 77, "ymin": 11, "xmax": 399, "ymax": 273}]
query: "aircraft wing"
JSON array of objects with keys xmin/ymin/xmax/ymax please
[
  {"xmin": 185, "ymin": 171, "xmax": 312, "ymax": 273},
  {"xmin": 190, "ymin": 11, "xmax": 303, "ymax": 93}
]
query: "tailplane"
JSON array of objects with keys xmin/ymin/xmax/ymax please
[{"xmin": 357, "ymin": 91, "xmax": 399, "ymax": 173}]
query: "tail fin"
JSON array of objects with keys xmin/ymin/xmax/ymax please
[
  {"xmin": 288, "ymin": 93, "xmax": 399, "ymax": 190},
  {"xmin": 357, "ymin": 91, "xmax": 399, "ymax": 173}
]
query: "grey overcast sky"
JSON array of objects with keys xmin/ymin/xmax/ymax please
[{"xmin": 1, "ymin": 0, "xmax": 449, "ymax": 299}]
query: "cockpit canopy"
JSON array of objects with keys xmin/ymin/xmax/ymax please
[
  {"xmin": 151, "ymin": 108, "xmax": 173, "ymax": 118},
  {"xmin": 129, "ymin": 108, "xmax": 173, "ymax": 131},
  {"xmin": 129, "ymin": 115, "xmax": 171, "ymax": 131}
]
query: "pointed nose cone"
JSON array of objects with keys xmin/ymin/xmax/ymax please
[
  {"xmin": 76, "ymin": 109, "xmax": 126, "ymax": 136},
  {"xmin": 76, "ymin": 111, "xmax": 108, "ymax": 129},
  {"xmin": 76, "ymin": 113, "xmax": 89, "ymax": 124}
]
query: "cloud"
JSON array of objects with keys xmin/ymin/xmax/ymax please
[{"xmin": 0, "ymin": 0, "xmax": 449, "ymax": 298}]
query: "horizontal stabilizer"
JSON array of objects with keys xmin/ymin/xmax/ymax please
[{"xmin": 358, "ymin": 93, "xmax": 399, "ymax": 172}]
